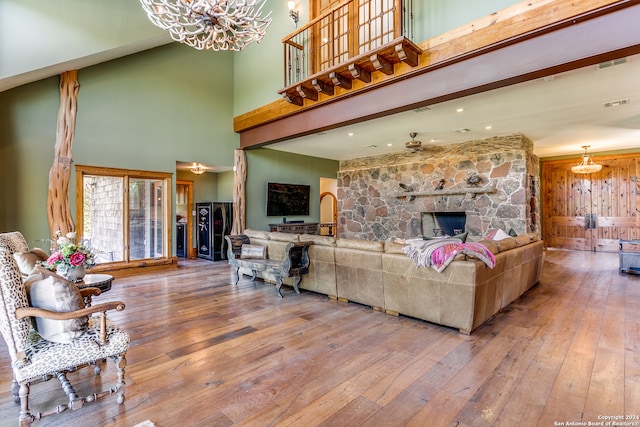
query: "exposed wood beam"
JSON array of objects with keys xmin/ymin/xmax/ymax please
[
  {"xmin": 312, "ymin": 79, "xmax": 334, "ymax": 96},
  {"xmin": 348, "ymin": 64, "xmax": 371, "ymax": 83},
  {"xmin": 238, "ymin": 1, "xmax": 640, "ymax": 149},
  {"xmin": 394, "ymin": 42, "xmax": 420, "ymax": 67},
  {"xmin": 370, "ymin": 54, "xmax": 394, "ymax": 75},
  {"xmin": 295, "ymin": 85, "xmax": 318, "ymax": 101},
  {"xmin": 329, "ymin": 72, "xmax": 352, "ymax": 89}
]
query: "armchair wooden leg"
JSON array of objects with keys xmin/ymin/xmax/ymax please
[
  {"xmin": 12, "ymin": 379, "xmax": 20, "ymax": 404},
  {"xmin": 292, "ymin": 276, "xmax": 301, "ymax": 294},
  {"xmin": 57, "ymin": 372, "xmax": 82, "ymax": 410},
  {"xmin": 232, "ymin": 267, "xmax": 240, "ymax": 285},
  {"xmin": 115, "ymin": 352, "xmax": 127, "ymax": 404},
  {"xmin": 19, "ymin": 383, "xmax": 34, "ymax": 427}
]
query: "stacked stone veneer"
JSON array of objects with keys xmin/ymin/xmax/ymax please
[{"xmin": 337, "ymin": 133, "xmax": 540, "ymax": 241}]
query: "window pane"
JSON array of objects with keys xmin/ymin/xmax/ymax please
[
  {"xmin": 83, "ymin": 175, "xmax": 124, "ymax": 263},
  {"xmin": 129, "ymin": 179, "xmax": 165, "ymax": 260}
]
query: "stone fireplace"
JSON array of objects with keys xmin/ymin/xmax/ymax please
[{"xmin": 336, "ymin": 133, "xmax": 540, "ymax": 241}]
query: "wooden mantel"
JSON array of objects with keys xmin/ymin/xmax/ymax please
[
  {"xmin": 393, "ymin": 182, "xmax": 497, "ymax": 199},
  {"xmin": 234, "ymin": 0, "xmax": 640, "ymax": 149}
]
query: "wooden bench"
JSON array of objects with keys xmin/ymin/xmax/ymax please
[{"xmin": 224, "ymin": 234, "xmax": 312, "ymax": 298}]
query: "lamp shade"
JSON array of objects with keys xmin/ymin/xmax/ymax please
[{"xmin": 571, "ymin": 146, "xmax": 602, "ymax": 174}]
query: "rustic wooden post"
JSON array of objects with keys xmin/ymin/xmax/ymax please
[
  {"xmin": 232, "ymin": 149, "xmax": 246, "ymax": 234},
  {"xmin": 47, "ymin": 70, "xmax": 79, "ymax": 238}
]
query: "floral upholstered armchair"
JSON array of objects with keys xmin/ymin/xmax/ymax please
[{"xmin": 0, "ymin": 231, "xmax": 129, "ymax": 427}]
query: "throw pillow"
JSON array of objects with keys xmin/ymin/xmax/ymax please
[
  {"xmin": 486, "ymin": 229, "xmax": 510, "ymax": 241},
  {"xmin": 13, "ymin": 248, "xmax": 49, "ymax": 277},
  {"xmin": 240, "ymin": 244, "xmax": 267, "ymax": 259},
  {"xmin": 25, "ymin": 266, "xmax": 88, "ymax": 343}
]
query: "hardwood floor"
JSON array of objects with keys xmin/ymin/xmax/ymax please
[{"xmin": 1, "ymin": 249, "xmax": 639, "ymax": 426}]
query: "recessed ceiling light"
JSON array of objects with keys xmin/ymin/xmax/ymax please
[
  {"xmin": 485, "ymin": 125, "xmax": 492, "ymax": 130},
  {"xmin": 456, "ymin": 108, "xmax": 464, "ymax": 113},
  {"xmin": 387, "ymin": 143, "xmax": 393, "ymax": 147},
  {"xmin": 348, "ymin": 132, "xmax": 354, "ymax": 136}
]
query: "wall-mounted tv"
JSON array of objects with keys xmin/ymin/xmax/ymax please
[{"xmin": 266, "ymin": 182, "xmax": 310, "ymax": 216}]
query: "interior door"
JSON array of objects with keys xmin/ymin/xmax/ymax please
[{"xmin": 542, "ymin": 155, "xmax": 639, "ymax": 252}]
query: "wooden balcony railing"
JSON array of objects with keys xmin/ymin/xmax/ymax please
[{"xmin": 279, "ymin": 0, "xmax": 422, "ymax": 106}]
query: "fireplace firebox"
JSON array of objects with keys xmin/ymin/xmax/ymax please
[{"xmin": 422, "ymin": 212, "xmax": 466, "ymax": 237}]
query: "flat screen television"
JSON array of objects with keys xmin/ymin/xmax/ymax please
[{"xmin": 266, "ymin": 182, "xmax": 310, "ymax": 216}]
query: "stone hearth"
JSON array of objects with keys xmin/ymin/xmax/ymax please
[{"xmin": 336, "ymin": 134, "xmax": 540, "ymax": 241}]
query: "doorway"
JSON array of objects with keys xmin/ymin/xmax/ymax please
[
  {"xmin": 319, "ymin": 177, "xmax": 338, "ymax": 236},
  {"xmin": 541, "ymin": 153, "xmax": 639, "ymax": 252},
  {"xmin": 176, "ymin": 180, "xmax": 194, "ymax": 258}
]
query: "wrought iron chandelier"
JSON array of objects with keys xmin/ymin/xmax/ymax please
[
  {"xmin": 139, "ymin": 0, "xmax": 272, "ymax": 51},
  {"xmin": 571, "ymin": 146, "xmax": 602, "ymax": 174}
]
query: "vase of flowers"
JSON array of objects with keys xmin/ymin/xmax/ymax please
[{"xmin": 45, "ymin": 231, "xmax": 96, "ymax": 283}]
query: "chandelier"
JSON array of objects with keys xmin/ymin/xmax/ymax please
[
  {"xmin": 571, "ymin": 146, "xmax": 602, "ymax": 174},
  {"xmin": 139, "ymin": 0, "xmax": 272, "ymax": 51},
  {"xmin": 190, "ymin": 163, "xmax": 206, "ymax": 175}
]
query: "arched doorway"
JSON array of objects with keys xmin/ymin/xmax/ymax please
[{"xmin": 320, "ymin": 191, "xmax": 337, "ymax": 236}]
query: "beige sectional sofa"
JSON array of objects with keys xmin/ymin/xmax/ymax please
[{"xmin": 240, "ymin": 229, "xmax": 544, "ymax": 334}]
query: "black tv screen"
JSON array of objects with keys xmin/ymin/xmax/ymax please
[{"xmin": 266, "ymin": 182, "xmax": 310, "ymax": 216}]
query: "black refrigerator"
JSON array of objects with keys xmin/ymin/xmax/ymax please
[{"xmin": 196, "ymin": 202, "xmax": 233, "ymax": 261}]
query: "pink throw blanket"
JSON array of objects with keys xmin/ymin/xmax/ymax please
[{"xmin": 402, "ymin": 239, "xmax": 496, "ymax": 273}]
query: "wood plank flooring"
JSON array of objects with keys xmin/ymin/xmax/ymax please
[{"xmin": 1, "ymin": 248, "xmax": 639, "ymax": 426}]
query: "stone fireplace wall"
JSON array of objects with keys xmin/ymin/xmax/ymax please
[{"xmin": 336, "ymin": 134, "xmax": 540, "ymax": 241}]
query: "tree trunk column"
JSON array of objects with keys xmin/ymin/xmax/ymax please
[
  {"xmin": 47, "ymin": 70, "xmax": 79, "ymax": 238},
  {"xmin": 232, "ymin": 149, "xmax": 246, "ymax": 235}
]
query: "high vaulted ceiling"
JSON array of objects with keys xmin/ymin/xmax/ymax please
[
  {"xmin": 3, "ymin": 1, "xmax": 639, "ymax": 164},
  {"xmin": 267, "ymin": 53, "xmax": 640, "ymax": 160}
]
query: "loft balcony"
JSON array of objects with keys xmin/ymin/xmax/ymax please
[{"xmin": 278, "ymin": 0, "xmax": 422, "ymax": 106}]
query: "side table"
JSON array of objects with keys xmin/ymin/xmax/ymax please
[{"xmin": 77, "ymin": 273, "xmax": 114, "ymax": 294}]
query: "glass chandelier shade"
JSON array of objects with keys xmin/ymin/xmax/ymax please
[
  {"xmin": 139, "ymin": 0, "xmax": 272, "ymax": 51},
  {"xmin": 571, "ymin": 146, "xmax": 602, "ymax": 174},
  {"xmin": 190, "ymin": 163, "xmax": 206, "ymax": 175}
]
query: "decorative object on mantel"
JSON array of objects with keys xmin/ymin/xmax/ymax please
[
  {"xmin": 392, "ymin": 181, "xmax": 497, "ymax": 198},
  {"xmin": 466, "ymin": 173, "xmax": 481, "ymax": 186},
  {"xmin": 190, "ymin": 162, "xmax": 206, "ymax": 175},
  {"xmin": 571, "ymin": 145, "xmax": 602, "ymax": 174},
  {"xmin": 139, "ymin": 0, "xmax": 272, "ymax": 51},
  {"xmin": 398, "ymin": 183, "xmax": 416, "ymax": 201},
  {"xmin": 405, "ymin": 132, "xmax": 423, "ymax": 152}
]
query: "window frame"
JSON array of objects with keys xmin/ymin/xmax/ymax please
[{"xmin": 75, "ymin": 165, "xmax": 173, "ymax": 273}]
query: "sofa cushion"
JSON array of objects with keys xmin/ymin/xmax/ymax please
[
  {"xmin": 269, "ymin": 232, "xmax": 300, "ymax": 242},
  {"xmin": 299, "ymin": 234, "xmax": 336, "ymax": 246},
  {"xmin": 240, "ymin": 244, "xmax": 267, "ymax": 259},
  {"xmin": 243, "ymin": 229, "xmax": 271, "ymax": 240},
  {"xmin": 13, "ymin": 248, "xmax": 49, "ymax": 277},
  {"xmin": 25, "ymin": 267, "xmax": 88, "ymax": 344},
  {"xmin": 514, "ymin": 234, "xmax": 532, "ymax": 247},
  {"xmin": 336, "ymin": 239, "xmax": 384, "ymax": 252},
  {"xmin": 477, "ymin": 240, "xmax": 499, "ymax": 255},
  {"xmin": 384, "ymin": 241, "xmax": 406, "ymax": 254},
  {"xmin": 495, "ymin": 237, "xmax": 517, "ymax": 252}
]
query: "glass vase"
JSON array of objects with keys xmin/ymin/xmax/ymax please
[{"xmin": 57, "ymin": 264, "xmax": 86, "ymax": 283}]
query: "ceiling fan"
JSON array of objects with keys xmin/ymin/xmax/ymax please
[{"xmin": 405, "ymin": 132, "xmax": 423, "ymax": 152}]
